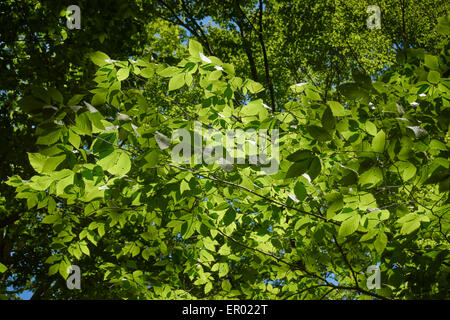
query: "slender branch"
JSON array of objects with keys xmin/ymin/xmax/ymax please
[
  {"xmin": 333, "ymin": 235, "xmax": 359, "ymax": 288},
  {"xmin": 92, "ymin": 133, "xmax": 138, "ymax": 157},
  {"xmin": 319, "ymin": 287, "xmax": 336, "ymax": 300},
  {"xmin": 216, "ymin": 228, "xmax": 325, "ymax": 282},
  {"xmin": 284, "ymin": 284, "xmax": 329, "ymax": 300},
  {"xmin": 166, "ymin": 163, "xmax": 333, "ymax": 224},
  {"xmin": 234, "ymin": 6, "xmax": 258, "ymax": 81},
  {"xmin": 158, "ymin": 0, "xmax": 201, "ymax": 39},
  {"xmin": 331, "ymin": 284, "xmax": 390, "ymax": 300},
  {"xmin": 236, "ymin": 2, "xmax": 276, "ymax": 111},
  {"xmin": 180, "ymin": 0, "xmax": 215, "ymax": 55},
  {"xmin": 257, "ymin": 0, "xmax": 276, "ymax": 112}
]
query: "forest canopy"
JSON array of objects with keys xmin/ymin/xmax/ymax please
[{"xmin": 0, "ymin": 0, "xmax": 449, "ymax": 300}]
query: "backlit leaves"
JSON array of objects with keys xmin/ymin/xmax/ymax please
[
  {"xmin": 371, "ymin": 130, "xmax": 385, "ymax": 153},
  {"xmin": 6, "ymin": 14, "xmax": 450, "ymax": 300},
  {"xmin": 338, "ymin": 214, "xmax": 360, "ymax": 237}
]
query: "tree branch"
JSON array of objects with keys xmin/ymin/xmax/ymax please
[
  {"xmin": 166, "ymin": 163, "xmax": 333, "ymax": 224},
  {"xmin": 258, "ymin": 0, "xmax": 276, "ymax": 112},
  {"xmin": 158, "ymin": 0, "xmax": 201, "ymax": 39},
  {"xmin": 216, "ymin": 228, "xmax": 325, "ymax": 282},
  {"xmin": 234, "ymin": 6, "xmax": 258, "ymax": 81},
  {"xmin": 180, "ymin": 0, "xmax": 215, "ymax": 55},
  {"xmin": 333, "ymin": 234, "xmax": 359, "ymax": 288}
]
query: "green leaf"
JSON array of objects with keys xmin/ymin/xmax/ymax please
[
  {"xmin": 55, "ymin": 171, "xmax": 75, "ymax": 195},
  {"xmin": 97, "ymin": 150, "xmax": 131, "ymax": 176},
  {"xmin": 286, "ymin": 159, "xmax": 310, "ymax": 178},
  {"xmin": 18, "ymin": 96, "xmax": 45, "ymax": 113},
  {"xmin": 180, "ymin": 180, "xmax": 190, "ymax": 194},
  {"xmin": 352, "ymin": 70, "xmax": 371, "ymax": 87},
  {"xmin": 80, "ymin": 243, "xmax": 90, "ymax": 256},
  {"xmin": 158, "ymin": 66, "xmax": 180, "ymax": 77},
  {"xmin": 28, "ymin": 153, "xmax": 65, "ymax": 174},
  {"xmin": 98, "ymin": 224, "xmax": 105, "ymax": 238},
  {"xmin": 327, "ymin": 101, "xmax": 346, "ymax": 116},
  {"xmin": 286, "ymin": 155, "xmax": 321, "ymax": 180},
  {"xmin": 42, "ymin": 215, "xmax": 60, "ymax": 224},
  {"xmin": 338, "ymin": 82, "xmax": 367, "ymax": 100},
  {"xmin": 372, "ymin": 130, "xmax": 385, "ymax": 153},
  {"xmin": 217, "ymin": 262, "xmax": 229, "ymax": 277},
  {"xmin": 90, "ymin": 51, "xmax": 111, "ymax": 67},
  {"xmin": 401, "ymin": 220, "xmax": 421, "ymax": 235},
  {"xmin": 218, "ymin": 244, "xmax": 231, "ymax": 255},
  {"xmin": 28, "ymin": 153, "xmax": 47, "ymax": 174},
  {"xmin": 131, "ymin": 244, "xmax": 140, "ymax": 257},
  {"xmin": 6, "ymin": 175, "xmax": 23, "ymax": 187},
  {"xmin": 358, "ymin": 193, "xmax": 377, "ymax": 210},
  {"xmin": 399, "ymin": 162, "xmax": 417, "ymax": 181},
  {"xmin": 189, "ymin": 39, "xmax": 203, "ymax": 57},
  {"xmin": 200, "ymin": 249, "xmax": 214, "ymax": 263},
  {"xmin": 222, "ymin": 280, "xmax": 232, "ymax": 292},
  {"xmin": 374, "ymin": 232, "xmax": 387, "ymax": 253},
  {"xmin": 140, "ymin": 67, "xmax": 154, "ymax": 78},
  {"xmin": 360, "ymin": 230, "xmax": 378, "ymax": 242},
  {"xmin": 48, "ymin": 264, "xmax": 59, "ymax": 276},
  {"xmin": 144, "ymin": 150, "xmax": 159, "ymax": 167},
  {"xmin": 365, "ymin": 121, "xmax": 377, "ymax": 136},
  {"xmin": 286, "ymin": 150, "xmax": 313, "ymax": 162},
  {"xmin": 429, "ymin": 139, "xmax": 447, "ymax": 151},
  {"xmin": 204, "ymin": 281, "xmax": 213, "ymax": 294},
  {"xmin": 28, "ymin": 175, "xmax": 53, "ymax": 191},
  {"xmin": 321, "ymin": 107, "xmax": 335, "ymax": 130},
  {"xmin": 307, "ymin": 125, "xmax": 332, "ymax": 141},
  {"xmin": 74, "ymin": 112, "xmax": 92, "ymax": 135},
  {"xmin": 202, "ymin": 238, "xmax": 216, "ymax": 251},
  {"xmin": 117, "ymin": 68, "xmax": 130, "ymax": 81},
  {"xmin": 69, "ymin": 129, "xmax": 81, "ymax": 149},
  {"xmin": 68, "ymin": 94, "xmax": 85, "ymax": 106},
  {"xmin": 305, "ymin": 88, "xmax": 321, "ymax": 101},
  {"xmin": 424, "ymin": 55, "xmax": 439, "ymax": 70},
  {"xmin": 294, "ymin": 182, "xmax": 307, "ymax": 201},
  {"xmin": 168, "ymin": 73, "xmax": 185, "ymax": 91},
  {"xmin": 242, "ymin": 100, "xmax": 264, "ymax": 116},
  {"xmin": 181, "ymin": 220, "xmax": 195, "ymax": 239},
  {"xmin": 0, "ymin": 263, "xmax": 7, "ymax": 273},
  {"xmin": 436, "ymin": 14, "xmax": 450, "ymax": 35},
  {"xmin": 92, "ymin": 132, "xmax": 116, "ymax": 154},
  {"xmin": 290, "ymin": 82, "xmax": 308, "ymax": 93},
  {"xmin": 223, "ymin": 209, "xmax": 236, "ymax": 226},
  {"xmin": 308, "ymin": 157, "xmax": 321, "ymax": 180},
  {"xmin": 36, "ymin": 129, "xmax": 62, "ymax": 145},
  {"xmin": 59, "ymin": 260, "xmax": 70, "ymax": 279},
  {"xmin": 109, "ymin": 152, "xmax": 131, "ymax": 176},
  {"xmin": 245, "ymin": 80, "xmax": 264, "ymax": 94},
  {"xmin": 359, "ymin": 167, "xmax": 383, "ymax": 187},
  {"xmin": 338, "ymin": 214, "xmax": 360, "ymax": 237},
  {"xmin": 427, "ymin": 70, "xmax": 440, "ymax": 84}
]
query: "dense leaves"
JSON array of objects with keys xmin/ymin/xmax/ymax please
[{"xmin": 1, "ymin": 1, "xmax": 449, "ymax": 300}]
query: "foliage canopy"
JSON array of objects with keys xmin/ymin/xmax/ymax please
[{"xmin": 1, "ymin": 0, "xmax": 449, "ymax": 300}]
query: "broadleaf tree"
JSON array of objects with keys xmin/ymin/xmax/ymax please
[{"xmin": 1, "ymin": 1, "xmax": 449, "ymax": 300}]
